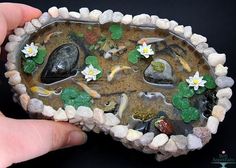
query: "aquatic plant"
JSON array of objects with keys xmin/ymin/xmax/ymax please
[{"xmin": 109, "ymin": 24, "xmax": 123, "ymax": 40}]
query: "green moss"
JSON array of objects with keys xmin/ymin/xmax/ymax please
[
  {"xmin": 128, "ymin": 49, "xmax": 141, "ymax": 64},
  {"xmin": 109, "ymin": 24, "xmax": 123, "ymax": 40},
  {"xmin": 23, "ymin": 59, "xmax": 36, "ymax": 74},
  {"xmin": 151, "ymin": 61, "xmax": 165, "ymax": 72},
  {"xmin": 32, "ymin": 47, "xmax": 47, "ymax": 65},
  {"xmin": 172, "ymin": 93, "xmax": 190, "ymax": 110},
  {"xmin": 177, "ymin": 82, "xmax": 194, "ymax": 98},
  {"xmin": 181, "ymin": 107, "xmax": 200, "ymax": 123},
  {"xmin": 203, "ymin": 74, "xmax": 216, "ymax": 89}
]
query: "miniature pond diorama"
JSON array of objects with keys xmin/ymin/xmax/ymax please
[{"xmin": 4, "ymin": 7, "xmax": 234, "ymax": 161}]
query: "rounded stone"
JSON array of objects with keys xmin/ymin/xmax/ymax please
[
  {"xmin": 58, "ymin": 7, "xmax": 69, "ymax": 18},
  {"xmin": 215, "ymin": 64, "xmax": 228, "ymax": 76},
  {"xmin": 5, "ymin": 41, "xmax": 19, "ymax": 52},
  {"xmin": 187, "ymin": 134, "xmax": 203, "ymax": 150},
  {"xmin": 19, "ymin": 94, "xmax": 30, "ymax": 111},
  {"xmin": 217, "ymin": 98, "xmax": 232, "ymax": 112},
  {"xmin": 13, "ymin": 84, "xmax": 27, "ymax": 95},
  {"xmin": 42, "ymin": 105, "xmax": 56, "ymax": 117},
  {"xmin": 39, "ymin": 12, "xmax": 51, "ymax": 25},
  {"xmin": 156, "ymin": 18, "xmax": 170, "ymax": 29},
  {"xmin": 208, "ymin": 53, "xmax": 226, "ymax": 67},
  {"xmin": 104, "ymin": 113, "xmax": 120, "ymax": 126},
  {"xmin": 216, "ymin": 88, "xmax": 232, "ymax": 99},
  {"xmin": 24, "ymin": 22, "xmax": 36, "ymax": 34},
  {"xmin": 193, "ymin": 127, "xmax": 212, "ymax": 145},
  {"xmin": 121, "ymin": 14, "xmax": 132, "ymax": 25},
  {"xmin": 170, "ymin": 135, "xmax": 187, "ymax": 150},
  {"xmin": 65, "ymin": 105, "xmax": 76, "ymax": 119},
  {"xmin": 76, "ymin": 106, "xmax": 93, "ymax": 119},
  {"xmin": 110, "ymin": 125, "xmax": 128, "ymax": 139},
  {"xmin": 164, "ymin": 138, "xmax": 178, "ymax": 153},
  {"xmin": 215, "ymin": 76, "xmax": 234, "ymax": 88},
  {"xmin": 93, "ymin": 108, "xmax": 105, "ymax": 124},
  {"xmin": 149, "ymin": 133, "xmax": 169, "ymax": 150},
  {"xmin": 28, "ymin": 98, "xmax": 44, "ymax": 113},
  {"xmin": 79, "ymin": 7, "xmax": 90, "ymax": 19},
  {"xmin": 31, "ymin": 19, "xmax": 42, "ymax": 28},
  {"xmin": 112, "ymin": 12, "xmax": 123, "ymax": 23},
  {"xmin": 89, "ymin": 9, "xmax": 102, "ymax": 21},
  {"xmin": 99, "ymin": 9, "xmax": 113, "ymax": 24},
  {"xmin": 151, "ymin": 15, "xmax": 159, "ymax": 25},
  {"xmin": 54, "ymin": 108, "xmax": 68, "ymax": 121},
  {"xmin": 8, "ymin": 34, "xmax": 22, "ymax": 42},
  {"xmin": 206, "ymin": 116, "xmax": 219, "ymax": 134},
  {"xmin": 174, "ymin": 25, "xmax": 184, "ymax": 35},
  {"xmin": 14, "ymin": 28, "xmax": 25, "ymax": 36},
  {"xmin": 184, "ymin": 26, "xmax": 192, "ymax": 39},
  {"xmin": 132, "ymin": 14, "xmax": 151, "ymax": 25},
  {"xmin": 190, "ymin": 33, "xmax": 207, "ymax": 46},
  {"xmin": 138, "ymin": 132, "xmax": 155, "ymax": 146},
  {"xmin": 212, "ymin": 105, "xmax": 226, "ymax": 122},
  {"xmin": 48, "ymin": 6, "xmax": 59, "ymax": 18},
  {"xmin": 126, "ymin": 129, "xmax": 143, "ymax": 141}
]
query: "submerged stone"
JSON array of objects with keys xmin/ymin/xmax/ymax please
[
  {"xmin": 144, "ymin": 58, "xmax": 175, "ymax": 87},
  {"xmin": 41, "ymin": 43, "xmax": 79, "ymax": 84}
]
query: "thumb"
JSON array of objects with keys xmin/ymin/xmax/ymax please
[{"xmin": 0, "ymin": 116, "xmax": 87, "ymax": 167}]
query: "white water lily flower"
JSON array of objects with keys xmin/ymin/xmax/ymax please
[
  {"xmin": 21, "ymin": 42, "xmax": 38, "ymax": 58},
  {"xmin": 137, "ymin": 42, "xmax": 154, "ymax": 58},
  {"xmin": 81, "ymin": 64, "xmax": 101, "ymax": 82},
  {"xmin": 186, "ymin": 71, "xmax": 207, "ymax": 91}
]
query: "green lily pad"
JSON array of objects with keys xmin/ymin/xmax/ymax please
[
  {"xmin": 32, "ymin": 47, "xmax": 47, "ymax": 65},
  {"xmin": 172, "ymin": 93, "xmax": 190, "ymax": 110},
  {"xmin": 85, "ymin": 56, "xmax": 99, "ymax": 66},
  {"xmin": 23, "ymin": 59, "xmax": 36, "ymax": 74},
  {"xmin": 61, "ymin": 87, "xmax": 92, "ymax": 109},
  {"xmin": 128, "ymin": 49, "xmax": 141, "ymax": 64},
  {"xmin": 178, "ymin": 82, "xmax": 194, "ymax": 98},
  {"xmin": 151, "ymin": 61, "xmax": 165, "ymax": 72},
  {"xmin": 181, "ymin": 107, "xmax": 200, "ymax": 123},
  {"xmin": 203, "ymin": 74, "xmax": 216, "ymax": 89},
  {"xmin": 109, "ymin": 24, "xmax": 123, "ymax": 40}
]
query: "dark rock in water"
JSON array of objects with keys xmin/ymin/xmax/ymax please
[
  {"xmin": 41, "ymin": 43, "xmax": 79, "ymax": 84},
  {"xmin": 171, "ymin": 120, "xmax": 193, "ymax": 136},
  {"xmin": 190, "ymin": 90, "xmax": 217, "ymax": 118},
  {"xmin": 144, "ymin": 58, "xmax": 176, "ymax": 87}
]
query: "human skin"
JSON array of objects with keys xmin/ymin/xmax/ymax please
[{"xmin": 0, "ymin": 3, "xmax": 87, "ymax": 168}]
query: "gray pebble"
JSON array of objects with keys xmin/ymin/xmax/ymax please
[
  {"xmin": 13, "ymin": 84, "xmax": 27, "ymax": 95},
  {"xmin": 215, "ymin": 76, "xmax": 234, "ymax": 88},
  {"xmin": 184, "ymin": 26, "xmax": 192, "ymax": 39},
  {"xmin": 39, "ymin": 12, "xmax": 51, "ymax": 25},
  {"xmin": 14, "ymin": 28, "xmax": 25, "ymax": 36},
  {"xmin": 24, "ymin": 22, "xmax": 36, "ymax": 34},
  {"xmin": 28, "ymin": 98, "xmax": 44, "ymax": 113},
  {"xmin": 203, "ymin": 47, "xmax": 216, "ymax": 58},
  {"xmin": 99, "ymin": 9, "xmax": 113, "ymax": 24},
  {"xmin": 58, "ymin": 7, "xmax": 69, "ymax": 19},
  {"xmin": 112, "ymin": 12, "xmax": 123, "ymax": 23},
  {"xmin": 31, "ymin": 19, "xmax": 42, "ymax": 28},
  {"xmin": 196, "ymin": 42, "xmax": 209, "ymax": 53}
]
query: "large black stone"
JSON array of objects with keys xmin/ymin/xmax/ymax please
[{"xmin": 41, "ymin": 43, "xmax": 79, "ymax": 84}]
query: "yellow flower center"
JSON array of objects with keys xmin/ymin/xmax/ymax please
[
  {"xmin": 193, "ymin": 79, "xmax": 199, "ymax": 85},
  {"xmin": 143, "ymin": 48, "xmax": 149, "ymax": 53},
  {"xmin": 28, "ymin": 48, "xmax": 33, "ymax": 54},
  {"xmin": 88, "ymin": 69, "xmax": 95, "ymax": 76}
]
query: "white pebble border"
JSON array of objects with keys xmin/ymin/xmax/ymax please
[{"xmin": 3, "ymin": 7, "xmax": 234, "ymax": 161}]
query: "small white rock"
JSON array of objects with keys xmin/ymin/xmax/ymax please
[
  {"xmin": 89, "ymin": 9, "xmax": 102, "ymax": 21},
  {"xmin": 164, "ymin": 138, "xmax": 178, "ymax": 153},
  {"xmin": 187, "ymin": 134, "xmax": 203, "ymax": 150},
  {"xmin": 156, "ymin": 18, "xmax": 170, "ymax": 29},
  {"xmin": 31, "ymin": 19, "xmax": 42, "ymax": 28},
  {"xmin": 14, "ymin": 28, "xmax": 25, "ymax": 36},
  {"xmin": 206, "ymin": 116, "xmax": 219, "ymax": 134},
  {"xmin": 5, "ymin": 41, "xmax": 19, "ymax": 52},
  {"xmin": 104, "ymin": 113, "xmax": 120, "ymax": 126},
  {"xmin": 174, "ymin": 25, "xmax": 184, "ymax": 35},
  {"xmin": 19, "ymin": 94, "xmax": 30, "ymax": 111},
  {"xmin": 28, "ymin": 98, "xmax": 44, "ymax": 113},
  {"xmin": 65, "ymin": 105, "xmax": 76, "ymax": 119},
  {"xmin": 169, "ymin": 20, "xmax": 178, "ymax": 31},
  {"xmin": 132, "ymin": 14, "xmax": 151, "ymax": 25},
  {"xmin": 121, "ymin": 14, "xmax": 132, "ymax": 25},
  {"xmin": 54, "ymin": 108, "xmax": 68, "ymax": 121},
  {"xmin": 215, "ymin": 76, "xmax": 234, "ymax": 88},
  {"xmin": 24, "ymin": 22, "xmax": 36, "ymax": 34},
  {"xmin": 126, "ymin": 129, "xmax": 143, "ymax": 141},
  {"xmin": 151, "ymin": 15, "xmax": 159, "ymax": 25},
  {"xmin": 48, "ymin": 6, "xmax": 59, "ymax": 18},
  {"xmin": 5, "ymin": 70, "xmax": 18, "ymax": 78},
  {"xmin": 99, "ymin": 9, "xmax": 113, "ymax": 24},
  {"xmin": 216, "ymin": 88, "xmax": 232, "ymax": 99},
  {"xmin": 93, "ymin": 108, "xmax": 105, "ymax": 124},
  {"xmin": 212, "ymin": 105, "xmax": 226, "ymax": 122},
  {"xmin": 5, "ymin": 62, "xmax": 16, "ymax": 71},
  {"xmin": 110, "ymin": 125, "xmax": 128, "ymax": 138},
  {"xmin": 13, "ymin": 84, "xmax": 26, "ymax": 95},
  {"xmin": 8, "ymin": 71, "xmax": 21, "ymax": 85},
  {"xmin": 203, "ymin": 47, "xmax": 216, "ymax": 57},
  {"xmin": 79, "ymin": 7, "xmax": 90, "ymax": 20},
  {"xmin": 58, "ymin": 7, "xmax": 69, "ymax": 19},
  {"xmin": 7, "ymin": 53, "xmax": 16, "ymax": 63},
  {"xmin": 138, "ymin": 132, "xmax": 154, "ymax": 146},
  {"xmin": 215, "ymin": 64, "xmax": 228, "ymax": 76},
  {"xmin": 8, "ymin": 34, "xmax": 22, "ymax": 42},
  {"xmin": 218, "ymin": 97, "xmax": 232, "ymax": 112},
  {"xmin": 170, "ymin": 135, "xmax": 187, "ymax": 150},
  {"xmin": 112, "ymin": 12, "xmax": 123, "ymax": 23},
  {"xmin": 42, "ymin": 105, "xmax": 56, "ymax": 117},
  {"xmin": 190, "ymin": 33, "xmax": 207, "ymax": 46},
  {"xmin": 184, "ymin": 26, "xmax": 192, "ymax": 39},
  {"xmin": 196, "ymin": 43, "xmax": 209, "ymax": 53},
  {"xmin": 76, "ymin": 106, "xmax": 93, "ymax": 119},
  {"xmin": 208, "ymin": 53, "xmax": 226, "ymax": 67},
  {"xmin": 39, "ymin": 12, "xmax": 51, "ymax": 25},
  {"xmin": 68, "ymin": 11, "xmax": 80, "ymax": 19},
  {"xmin": 149, "ymin": 133, "xmax": 169, "ymax": 150}
]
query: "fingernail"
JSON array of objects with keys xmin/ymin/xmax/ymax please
[{"xmin": 67, "ymin": 131, "xmax": 87, "ymax": 147}]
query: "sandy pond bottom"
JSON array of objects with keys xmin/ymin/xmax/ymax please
[{"xmin": 19, "ymin": 20, "xmax": 215, "ymax": 135}]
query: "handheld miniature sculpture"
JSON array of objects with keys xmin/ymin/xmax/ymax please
[{"xmin": 4, "ymin": 7, "xmax": 234, "ymax": 161}]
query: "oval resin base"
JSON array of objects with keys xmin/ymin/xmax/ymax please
[{"xmin": 4, "ymin": 7, "xmax": 234, "ymax": 161}]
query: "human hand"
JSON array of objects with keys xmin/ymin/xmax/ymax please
[{"xmin": 0, "ymin": 3, "xmax": 87, "ymax": 168}]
